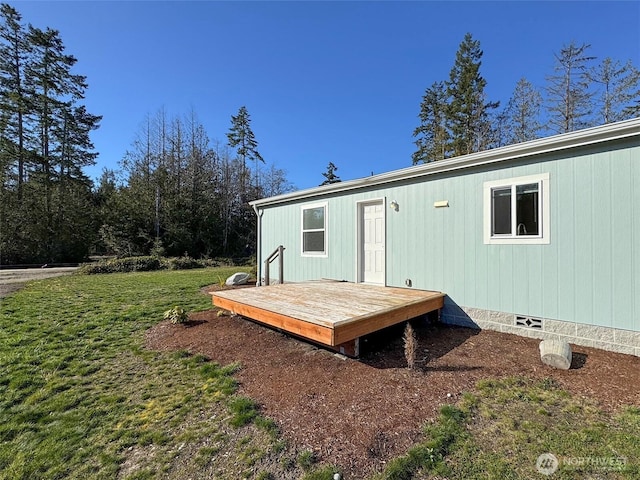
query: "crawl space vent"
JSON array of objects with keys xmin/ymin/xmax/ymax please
[{"xmin": 515, "ymin": 315, "xmax": 543, "ymax": 329}]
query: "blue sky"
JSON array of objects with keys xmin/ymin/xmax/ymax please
[{"xmin": 12, "ymin": 1, "xmax": 640, "ymax": 190}]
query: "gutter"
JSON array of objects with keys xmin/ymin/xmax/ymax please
[{"xmin": 251, "ymin": 118, "xmax": 640, "ymax": 208}]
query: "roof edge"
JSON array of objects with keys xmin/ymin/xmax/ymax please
[{"xmin": 251, "ymin": 118, "xmax": 640, "ymax": 208}]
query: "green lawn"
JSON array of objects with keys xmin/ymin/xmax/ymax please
[
  {"xmin": 375, "ymin": 379, "xmax": 639, "ymax": 480},
  {"xmin": 1, "ymin": 269, "xmax": 638, "ymax": 480},
  {"xmin": 0, "ymin": 268, "xmax": 304, "ymax": 480}
]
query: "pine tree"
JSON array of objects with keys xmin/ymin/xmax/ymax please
[
  {"xmin": 588, "ymin": 57, "xmax": 640, "ymax": 124},
  {"xmin": 546, "ymin": 41, "xmax": 595, "ymax": 133},
  {"xmin": 412, "ymin": 81, "xmax": 448, "ymax": 164},
  {"xmin": 320, "ymin": 161, "xmax": 341, "ymax": 185},
  {"xmin": 25, "ymin": 25, "xmax": 97, "ymax": 262},
  {"xmin": 1, "ymin": 5, "xmax": 102, "ymax": 263},
  {"xmin": 226, "ymin": 106, "xmax": 263, "ymax": 192},
  {"xmin": 0, "ymin": 3, "xmax": 30, "ymax": 199},
  {"xmin": 446, "ymin": 33, "xmax": 499, "ymax": 156}
]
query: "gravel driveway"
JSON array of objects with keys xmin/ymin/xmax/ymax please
[{"xmin": 0, "ymin": 267, "xmax": 77, "ymax": 298}]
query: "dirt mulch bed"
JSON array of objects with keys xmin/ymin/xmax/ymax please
[{"xmin": 145, "ymin": 287, "xmax": 640, "ymax": 479}]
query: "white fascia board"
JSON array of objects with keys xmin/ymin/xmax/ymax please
[{"xmin": 251, "ymin": 118, "xmax": 640, "ymax": 209}]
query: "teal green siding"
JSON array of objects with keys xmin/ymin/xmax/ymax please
[{"xmin": 258, "ymin": 138, "xmax": 639, "ymax": 332}]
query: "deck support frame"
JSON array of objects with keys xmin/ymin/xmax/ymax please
[{"xmin": 212, "ymin": 281, "xmax": 445, "ymax": 357}]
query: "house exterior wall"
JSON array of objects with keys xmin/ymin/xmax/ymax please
[{"xmin": 257, "ymin": 136, "xmax": 640, "ymax": 355}]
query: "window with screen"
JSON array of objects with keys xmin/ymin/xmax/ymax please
[
  {"xmin": 301, "ymin": 203, "xmax": 327, "ymax": 255},
  {"xmin": 484, "ymin": 173, "xmax": 549, "ymax": 244}
]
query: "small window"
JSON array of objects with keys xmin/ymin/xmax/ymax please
[
  {"xmin": 484, "ymin": 173, "xmax": 549, "ymax": 244},
  {"xmin": 301, "ymin": 203, "xmax": 327, "ymax": 255}
]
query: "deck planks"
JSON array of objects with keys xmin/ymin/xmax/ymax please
[{"xmin": 211, "ymin": 281, "xmax": 445, "ymax": 349}]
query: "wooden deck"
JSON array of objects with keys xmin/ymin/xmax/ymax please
[{"xmin": 211, "ymin": 281, "xmax": 445, "ymax": 355}]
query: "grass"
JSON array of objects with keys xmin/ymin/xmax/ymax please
[
  {"xmin": 374, "ymin": 376, "xmax": 640, "ymax": 479},
  {"xmin": 0, "ymin": 267, "xmax": 301, "ymax": 479},
  {"xmin": 2, "ymin": 268, "xmax": 638, "ymax": 479},
  {"xmin": 297, "ymin": 449, "xmax": 317, "ymax": 471}
]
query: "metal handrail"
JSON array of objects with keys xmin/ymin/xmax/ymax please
[{"xmin": 263, "ymin": 245, "xmax": 285, "ymax": 285}]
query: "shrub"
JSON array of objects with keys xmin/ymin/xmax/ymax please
[
  {"xmin": 165, "ymin": 256, "xmax": 202, "ymax": 270},
  {"xmin": 163, "ymin": 306, "xmax": 188, "ymax": 324},
  {"xmin": 77, "ymin": 255, "xmax": 223, "ymax": 274},
  {"xmin": 198, "ymin": 258, "xmax": 221, "ymax": 268},
  {"xmin": 150, "ymin": 238, "xmax": 166, "ymax": 258},
  {"xmin": 77, "ymin": 256, "xmax": 162, "ymax": 274}
]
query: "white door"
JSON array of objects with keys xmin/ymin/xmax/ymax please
[{"xmin": 361, "ymin": 201, "xmax": 385, "ymax": 284}]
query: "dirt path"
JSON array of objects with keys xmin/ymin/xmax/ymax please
[{"xmin": 0, "ymin": 267, "xmax": 77, "ymax": 298}]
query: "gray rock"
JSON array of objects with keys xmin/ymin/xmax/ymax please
[
  {"xmin": 539, "ymin": 339, "xmax": 572, "ymax": 370},
  {"xmin": 225, "ymin": 272, "xmax": 250, "ymax": 286}
]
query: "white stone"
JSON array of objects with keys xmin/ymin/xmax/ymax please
[
  {"xmin": 225, "ymin": 272, "xmax": 250, "ymax": 286},
  {"xmin": 539, "ymin": 339, "xmax": 572, "ymax": 370}
]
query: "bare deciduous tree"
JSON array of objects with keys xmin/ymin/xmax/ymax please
[
  {"xmin": 546, "ymin": 42, "xmax": 595, "ymax": 133},
  {"xmin": 588, "ymin": 57, "xmax": 640, "ymax": 124}
]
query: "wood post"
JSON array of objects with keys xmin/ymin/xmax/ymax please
[
  {"xmin": 334, "ymin": 338, "xmax": 360, "ymax": 358},
  {"xmin": 264, "ymin": 245, "xmax": 285, "ymax": 285}
]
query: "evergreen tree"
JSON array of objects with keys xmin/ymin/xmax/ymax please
[
  {"xmin": 226, "ymin": 105, "xmax": 263, "ymax": 192},
  {"xmin": 446, "ymin": 33, "xmax": 499, "ymax": 156},
  {"xmin": 412, "ymin": 81, "xmax": 448, "ymax": 164},
  {"xmin": 0, "ymin": 3, "xmax": 30, "ymax": 199},
  {"xmin": 320, "ymin": 161, "xmax": 341, "ymax": 185},
  {"xmin": 115, "ymin": 109, "xmax": 263, "ymax": 258},
  {"xmin": 588, "ymin": 57, "xmax": 640, "ymax": 124},
  {"xmin": 0, "ymin": 5, "xmax": 100, "ymax": 263},
  {"xmin": 546, "ymin": 41, "xmax": 595, "ymax": 133},
  {"xmin": 24, "ymin": 25, "xmax": 97, "ymax": 262}
]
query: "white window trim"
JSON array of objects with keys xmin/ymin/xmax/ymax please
[
  {"xmin": 301, "ymin": 202, "xmax": 328, "ymax": 257},
  {"xmin": 483, "ymin": 173, "xmax": 550, "ymax": 245}
]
